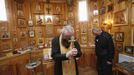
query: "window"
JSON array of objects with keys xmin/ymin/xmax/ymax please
[
  {"xmin": 78, "ymin": 0, "xmax": 88, "ymax": 22},
  {"xmin": 0, "ymin": 0, "xmax": 7, "ymax": 21}
]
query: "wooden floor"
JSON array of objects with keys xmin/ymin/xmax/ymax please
[{"xmin": 79, "ymin": 67, "xmax": 97, "ymax": 75}]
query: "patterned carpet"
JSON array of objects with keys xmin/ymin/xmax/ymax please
[{"xmin": 79, "ymin": 67, "xmax": 97, "ymax": 75}]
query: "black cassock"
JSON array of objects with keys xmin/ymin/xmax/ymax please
[{"xmin": 51, "ymin": 36, "xmax": 82, "ymax": 75}]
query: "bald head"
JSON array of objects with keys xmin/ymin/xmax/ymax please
[{"xmin": 92, "ymin": 27, "xmax": 102, "ymax": 36}]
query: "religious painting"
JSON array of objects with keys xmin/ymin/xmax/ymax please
[
  {"xmin": 93, "ymin": 2, "xmax": 98, "ymax": 16},
  {"xmin": 18, "ymin": 18, "xmax": 27, "ymax": 27},
  {"xmin": 99, "ymin": 7, "xmax": 106, "ymax": 15},
  {"xmin": 53, "ymin": 15, "xmax": 60, "ymax": 24},
  {"xmin": 125, "ymin": 46, "xmax": 134, "ymax": 55},
  {"xmin": 28, "ymin": 20, "xmax": 33, "ymax": 27},
  {"xmin": 46, "ymin": 24, "xmax": 53, "ymax": 38},
  {"xmin": 93, "ymin": 10, "xmax": 99, "ymax": 16},
  {"xmin": 107, "ymin": 4, "xmax": 113, "ymax": 12},
  {"xmin": 29, "ymin": 30, "xmax": 35, "ymax": 38},
  {"xmin": 20, "ymin": 31, "xmax": 27, "ymax": 38},
  {"xmin": 100, "ymin": 0, "xmax": 105, "ymax": 8},
  {"xmin": 36, "ymin": 15, "xmax": 44, "ymax": 25},
  {"xmin": 131, "ymin": 28, "xmax": 134, "ymax": 46},
  {"xmin": 93, "ymin": 17, "xmax": 99, "ymax": 25},
  {"xmin": 116, "ymin": 43, "xmax": 123, "ymax": 52},
  {"xmin": 45, "ymin": 15, "xmax": 53, "ymax": 25},
  {"xmin": 38, "ymin": 38, "xmax": 44, "ymax": 46},
  {"xmin": 0, "ymin": 31, "xmax": 10, "ymax": 39},
  {"xmin": 115, "ymin": 32, "xmax": 124, "ymax": 42},
  {"xmin": 0, "ymin": 23, "xmax": 8, "ymax": 31},
  {"xmin": 80, "ymin": 24, "xmax": 87, "ymax": 34},
  {"xmin": 67, "ymin": 19, "xmax": 75, "ymax": 26},
  {"xmin": 44, "ymin": 38, "xmax": 52, "ymax": 48},
  {"xmin": 17, "ymin": 10, "xmax": 24, "ymax": 18},
  {"xmin": 132, "ymin": 4, "xmax": 134, "ymax": 24},
  {"xmin": 55, "ymin": 6, "xmax": 61, "ymax": 14},
  {"xmin": 68, "ymin": 12, "xmax": 74, "ymax": 19},
  {"xmin": 80, "ymin": 35, "xmax": 88, "ymax": 47},
  {"xmin": 114, "ymin": 9, "xmax": 128, "ymax": 26}
]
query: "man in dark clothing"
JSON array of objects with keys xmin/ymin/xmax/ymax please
[
  {"xmin": 51, "ymin": 25, "xmax": 82, "ymax": 75},
  {"xmin": 92, "ymin": 27, "xmax": 114, "ymax": 75}
]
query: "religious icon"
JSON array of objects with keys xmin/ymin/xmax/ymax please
[
  {"xmin": 20, "ymin": 32, "xmax": 27, "ymax": 38},
  {"xmin": 53, "ymin": 15, "xmax": 60, "ymax": 24},
  {"xmin": 18, "ymin": 18, "xmax": 26, "ymax": 27},
  {"xmin": 125, "ymin": 46, "xmax": 134, "ymax": 55},
  {"xmin": 17, "ymin": 10, "xmax": 24, "ymax": 18},
  {"xmin": 116, "ymin": 43, "xmax": 123, "ymax": 52},
  {"xmin": 115, "ymin": 32, "xmax": 124, "ymax": 42},
  {"xmin": 36, "ymin": 15, "xmax": 44, "ymax": 25},
  {"xmin": 29, "ymin": 30, "xmax": 35, "ymax": 38},
  {"xmin": 38, "ymin": 38, "xmax": 44, "ymax": 47},
  {"xmin": 132, "ymin": 4, "xmax": 134, "ymax": 24},
  {"xmin": 1, "ymin": 31, "xmax": 9, "ymax": 39},
  {"xmin": 114, "ymin": 9, "xmax": 128, "ymax": 26},
  {"xmin": 56, "ymin": 6, "xmax": 61, "ymax": 14},
  {"xmin": 45, "ymin": 15, "xmax": 53, "ymax": 24}
]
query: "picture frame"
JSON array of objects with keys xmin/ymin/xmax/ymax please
[
  {"xmin": 18, "ymin": 18, "xmax": 27, "ymax": 27},
  {"xmin": 80, "ymin": 24, "xmax": 87, "ymax": 34},
  {"xmin": 44, "ymin": 15, "xmax": 53, "ymax": 25},
  {"xmin": 46, "ymin": 24, "xmax": 53, "ymax": 38},
  {"xmin": 0, "ymin": 31, "xmax": 10, "ymax": 39},
  {"xmin": 114, "ymin": 32, "xmax": 124, "ymax": 42},
  {"xmin": 80, "ymin": 35, "xmax": 88, "ymax": 47},
  {"xmin": 20, "ymin": 31, "xmax": 27, "ymax": 38},
  {"xmin": 29, "ymin": 30, "xmax": 35, "ymax": 38},
  {"xmin": 17, "ymin": 10, "xmax": 24, "ymax": 18},
  {"xmin": 132, "ymin": 4, "xmax": 134, "ymax": 24},
  {"xmin": 53, "ymin": 15, "xmax": 60, "ymax": 24},
  {"xmin": 99, "ymin": 7, "xmax": 106, "ymax": 15},
  {"xmin": 107, "ymin": 4, "xmax": 113, "ymax": 12},
  {"xmin": 115, "ymin": 43, "xmax": 123, "ymax": 52},
  {"xmin": 36, "ymin": 15, "xmax": 45, "ymax": 25},
  {"xmin": 131, "ymin": 28, "xmax": 134, "ymax": 46},
  {"xmin": 81, "ymin": 35, "xmax": 88, "ymax": 44},
  {"xmin": 125, "ymin": 46, "xmax": 134, "ymax": 55},
  {"xmin": 68, "ymin": 12, "xmax": 74, "ymax": 19},
  {"xmin": 38, "ymin": 38, "xmax": 44, "ymax": 46},
  {"xmin": 113, "ymin": 9, "xmax": 128, "ymax": 26}
]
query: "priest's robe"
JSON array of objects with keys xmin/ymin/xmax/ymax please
[{"xmin": 51, "ymin": 36, "xmax": 82, "ymax": 75}]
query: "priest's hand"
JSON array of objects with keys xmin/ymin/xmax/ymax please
[{"xmin": 71, "ymin": 48, "xmax": 78, "ymax": 56}]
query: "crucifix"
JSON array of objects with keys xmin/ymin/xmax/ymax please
[{"xmin": 69, "ymin": 36, "xmax": 75, "ymax": 49}]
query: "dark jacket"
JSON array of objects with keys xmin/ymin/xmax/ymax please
[
  {"xmin": 95, "ymin": 31, "xmax": 114, "ymax": 61},
  {"xmin": 51, "ymin": 36, "xmax": 82, "ymax": 75}
]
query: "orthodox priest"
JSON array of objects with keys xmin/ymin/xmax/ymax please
[{"xmin": 51, "ymin": 25, "xmax": 82, "ymax": 75}]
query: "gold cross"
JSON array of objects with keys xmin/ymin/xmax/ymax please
[{"xmin": 69, "ymin": 36, "xmax": 75, "ymax": 48}]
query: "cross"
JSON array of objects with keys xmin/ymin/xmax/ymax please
[{"xmin": 69, "ymin": 36, "xmax": 75, "ymax": 48}]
